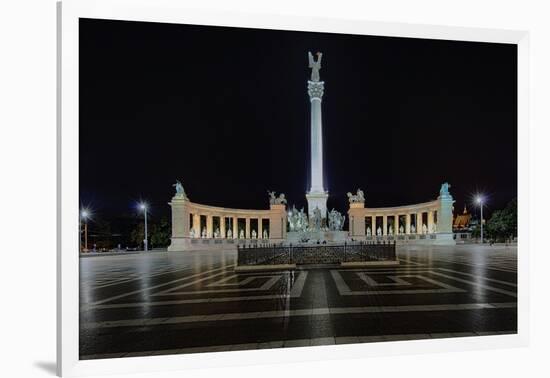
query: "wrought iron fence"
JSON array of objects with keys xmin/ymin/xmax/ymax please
[{"xmin": 237, "ymin": 241, "xmax": 396, "ymax": 266}]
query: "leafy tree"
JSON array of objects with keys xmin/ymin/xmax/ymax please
[
  {"xmin": 150, "ymin": 218, "xmax": 171, "ymax": 248},
  {"xmin": 486, "ymin": 198, "xmax": 517, "ymax": 242},
  {"xmin": 130, "ymin": 218, "xmax": 171, "ymax": 249},
  {"xmin": 130, "ymin": 223, "xmax": 145, "ymax": 247}
]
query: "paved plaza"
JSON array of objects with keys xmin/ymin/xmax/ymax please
[{"xmin": 79, "ymin": 245, "xmax": 517, "ymax": 359}]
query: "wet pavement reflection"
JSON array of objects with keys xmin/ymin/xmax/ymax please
[{"xmin": 79, "ymin": 244, "xmax": 517, "ymax": 359}]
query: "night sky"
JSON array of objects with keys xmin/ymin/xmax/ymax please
[{"xmin": 79, "ymin": 18, "xmax": 517, "ymax": 224}]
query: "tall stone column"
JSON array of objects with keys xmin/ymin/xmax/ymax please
[
  {"xmin": 405, "ymin": 214, "xmax": 411, "ymax": 234},
  {"xmin": 382, "ymin": 216, "xmax": 388, "ymax": 236},
  {"xmin": 258, "ymin": 218, "xmax": 263, "ymax": 239},
  {"xmin": 206, "ymin": 215, "xmax": 213, "ymax": 238},
  {"xmin": 428, "ymin": 211, "xmax": 434, "ymax": 233},
  {"xmin": 394, "ymin": 215, "xmax": 399, "ymax": 234},
  {"xmin": 306, "ymin": 52, "xmax": 329, "ymax": 220},
  {"xmin": 232, "ymin": 216, "xmax": 238, "ymax": 239},
  {"xmin": 245, "ymin": 218, "xmax": 250, "ymax": 239},
  {"xmin": 220, "ymin": 215, "xmax": 226, "ymax": 238},
  {"xmin": 417, "ymin": 212, "xmax": 423, "ymax": 233},
  {"xmin": 193, "ymin": 213, "xmax": 200, "ymax": 237}
]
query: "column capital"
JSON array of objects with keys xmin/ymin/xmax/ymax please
[{"xmin": 307, "ymin": 80, "xmax": 324, "ymax": 101}]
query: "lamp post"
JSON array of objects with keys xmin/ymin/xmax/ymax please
[
  {"xmin": 139, "ymin": 202, "xmax": 148, "ymax": 251},
  {"xmin": 80, "ymin": 209, "xmax": 89, "ymax": 252},
  {"xmin": 476, "ymin": 196, "xmax": 484, "ymax": 244}
]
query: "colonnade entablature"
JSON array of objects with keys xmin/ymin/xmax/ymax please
[{"xmin": 167, "ymin": 190, "xmax": 287, "ymax": 251}]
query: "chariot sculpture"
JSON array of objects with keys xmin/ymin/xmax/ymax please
[
  {"xmin": 268, "ymin": 191, "xmax": 287, "ymax": 205},
  {"xmin": 347, "ymin": 188, "xmax": 365, "ymax": 203}
]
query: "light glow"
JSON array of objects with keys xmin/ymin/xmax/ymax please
[{"xmin": 80, "ymin": 208, "xmax": 91, "ymax": 220}]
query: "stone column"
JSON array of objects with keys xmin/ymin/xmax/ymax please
[
  {"xmin": 232, "ymin": 216, "xmax": 238, "ymax": 239},
  {"xmin": 193, "ymin": 213, "xmax": 200, "ymax": 237},
  {"xmin": 417, "ymin": 212, "xmax": 423, "ymax": 233},
  {"xmin": 306, "ymin": 74, "xmax": 329, "ymax": 219},
  {"xmin": 394, "ymin": 215, "xmax": 399, "ymax": 234},
  {"xmin": 428, "ymin": 211, "xmax": 434, "ymax": 233},
  {"xmin": 405, "ymin": 213, "xmax": 411, "ymax": 234},
  {"xmin": 245, "ymin": 218, "xmax": 250, "ymax": 239},
  {"xmin": 258, "ymin": 218, "xmax": 263, "ymax": 239},
  {"xmin": 206, "ymin": 214, "xmax": 213, "ymax": 238},
  {"xmin": 372, "ymin": 215, "xmax": 376, "ymax": 235},
  {"xmin": 220, "ymin": 215, "xmax": 226, "ymax": 238},
  {"xmin": 382, "ymin": 216, "xmax": 388, "ymax": 236}
]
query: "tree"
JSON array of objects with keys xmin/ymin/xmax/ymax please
[
  {"xmin": 150, "ymin": 218, "xmax": 171, "ymax": 248},
  {"xmin": 485, "ymin": 199, "xmax": 517, "ymax": 242},
  {"xmin": 130, "ymin": 223, "xmax": 145, "ymax": 248}
]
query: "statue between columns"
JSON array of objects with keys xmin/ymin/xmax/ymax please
[{"xmin": 308, "ymin": 51, "xmax": 322, "ymax": 82}]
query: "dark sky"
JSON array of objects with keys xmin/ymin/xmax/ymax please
[{"xmin": 79, "ymin": 18, "xmax": 517, "ymax": 222}]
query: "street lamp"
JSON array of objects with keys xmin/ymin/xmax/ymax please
[
  {"xmin": 80, "ymin": 208, "xmax": 90, "ymax": 252},
  {"xmin": 139, "ymin": 202, "xmax": 148, "ymax": 251},
  {"xmin": 476, "ymin": 196, "xmax": 484, "ymax": 244}
]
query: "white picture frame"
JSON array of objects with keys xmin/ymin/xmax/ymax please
[{"xmin": 57, "ymin": 0, "xmax": 529, "ymax": 376}]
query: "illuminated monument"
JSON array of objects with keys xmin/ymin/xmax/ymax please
[
  {"xmin": 305, "ymin": 51, "xmax": 329, "ymax": 221},
  {"xmin": 167, "ymin": 51, "xmax": 456, "ymax": 251}
]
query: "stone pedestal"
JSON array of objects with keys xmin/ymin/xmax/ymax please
[
  {"xmin": 168, "ymin": 195, "xmax": 191, "ymax": 251},
  {"xmin": 436, "ymin": 192, "xmax": 456, "ymax": 245},
  {"xmin": 268, "ymin": 204, "xmax": 287, "ymax": 242},
  {"xmin": 306, "ymin": 191, "xmax": 329, "ymax": 220},
  {"xmin": 347, "ymin": 202, "xmax": 366, "ymax": 238},
  {"xmin": 286, "ymin": 230, "xmax": 349, "ymax": 244}
]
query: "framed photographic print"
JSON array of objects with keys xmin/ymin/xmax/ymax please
[{"xmin": 58, "ymin": 0, "xmax": 529, "ymax": 376}]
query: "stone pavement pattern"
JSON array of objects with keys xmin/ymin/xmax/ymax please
[{"xmin": 79, "ymin": 245, "xmax": 517, "ymax": 359}]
